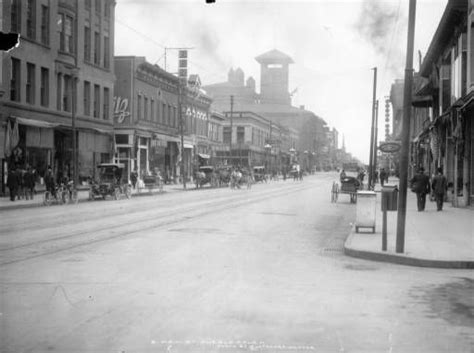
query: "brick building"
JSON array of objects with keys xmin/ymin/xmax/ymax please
[{"xmin": 1, "ymin": 0, "xmax": 116, "ymax": 193}]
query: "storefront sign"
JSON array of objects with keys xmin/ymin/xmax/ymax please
[
  {"xmin": 113, "ymin": 96, "xmax": 131, "ymax": 124},
  {"xmin": 379, "ymin": 142, "xmax": 401, "ymax": 153}
]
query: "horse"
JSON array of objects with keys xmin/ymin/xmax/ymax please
[
  {"xmin": 230, "ymin": 170, "xmax": 242, "ymax": 189},
  {"xmin": 194, "ymin": 171, "xmax": 206, "ymax": 189}
]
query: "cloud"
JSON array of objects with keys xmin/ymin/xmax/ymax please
[{"xmin": 354, "ymin": 0, "xmax": 405, "ymax": 75}]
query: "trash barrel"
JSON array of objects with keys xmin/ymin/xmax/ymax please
[{"xmin": 355, "ymin": 190, "xmax": 376, "ymax": 233}]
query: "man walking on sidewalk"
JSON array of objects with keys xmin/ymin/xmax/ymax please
[
  {"xmin": 432, "ymin": 167, "xmax": 447, "ymax": 211},
  {"xmin": 410, "ymin": 167, "xmax": 430, "ymax": 211}
]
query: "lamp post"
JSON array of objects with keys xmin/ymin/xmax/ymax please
[
  {"xmin": 304, "ymin": 150, "xmax": 308, "ymax": 173},
  {"xmin": 265, "ymin": 143, "xmax": 272, "ymax": 172}
]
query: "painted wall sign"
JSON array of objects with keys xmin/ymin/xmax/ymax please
[
  {"xmin": 113, "ymin": 96, "xmax": 131, "ymax": 124},
  {"xmin": 378, "ymin": 142, "xmax": 401, "ymax": 153}
]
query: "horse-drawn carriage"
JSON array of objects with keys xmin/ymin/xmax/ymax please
[
  {"xmin": 331, "ymin": 165, "xmax": 362, "ymax": 203},
  {"xmin": 253, "ymin": 166, "xmax": 267, "ymax": 183},
  {"xmin": 194, "ymin": 166, "xmax": 217, "ymax": 188}
]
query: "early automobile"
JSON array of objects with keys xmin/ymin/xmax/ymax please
[
  {"xmin": 89, "ymin": 163, "xmax": 132, "ymax": 200},
  {"xmin": 253, "ymin": 166, "xmax": 267, "ymax": 183}
]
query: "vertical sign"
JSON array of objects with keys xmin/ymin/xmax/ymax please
[{"xmin": 178, "ymin": 50, "xmax": 188, "ymax": 83}]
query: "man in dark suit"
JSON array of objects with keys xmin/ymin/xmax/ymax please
[
  {"xmin": 7, "ymin": 168, "xmax": 19, "ymax": 201},
  {"xmin": 432, "ymin": 167, "xmax": 448, "ymax": 211},
  {"xmin": 410, "ymin": 167, "xmax": 431, "ymax": 211}
]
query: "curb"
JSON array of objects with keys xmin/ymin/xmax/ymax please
[
  {"xmin": 0, "ymin": 188, "xmax": 173, "ymax": 211},
  {"xmin": 344, "ymin": 231, "xmax": 474, "ymax": 269}
]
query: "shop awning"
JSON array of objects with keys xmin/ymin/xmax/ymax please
[
  {"xmin": 198, "ymin": 153, "xmax": 210, "ymax": 159},
  {"xmin": 14, "ymin": 116, "xmax": 60, "ymax": 128}
]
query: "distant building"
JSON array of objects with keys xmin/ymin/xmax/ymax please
[
  {"xmin": 255, "ymin": 49, "xmax": 294, "ymax": 106},
  {"xmin": 203, "ymin": 49, "xmax": 331, "ymax": 171}
]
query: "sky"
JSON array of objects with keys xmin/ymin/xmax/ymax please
[{"xmin": 114, "ymin": 0, "xmax": 448, "ymax": 164}]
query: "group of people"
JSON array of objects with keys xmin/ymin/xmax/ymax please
[
  {"xmin": 6, "ymin": 166, "xmax": 37, "ymax": 202},
  {"xmin": 410, "ymin": 167, "xmax": 448, "ymax": 212}
]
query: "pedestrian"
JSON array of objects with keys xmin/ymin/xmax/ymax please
[
  {"xmin": 24, "ymin": 166, "xmax": 36, "ymax": 200},
  {"xmin": 340, "ymin": 169, "xmax": 346, "ymax": 182},
  {"xmin": 131, "ymin": 169, "xmax": 138, "ymax": 189},
  {"xmin": 410, "ymin": 167, "xmax": 430, "ymax": 211},
  {"xmin": 431, "ymin": 167, "xmax": 447, "ymax": 211},
  {"xmin": 44, "ymin": 166, "xmax": 56, "ymax": 198},
  {"xmin": 7, "ymin": 167, "xmax": 19, "ymax": 201},
  {"xmin": 380, "ymin": 168, "xmax": 387, "ymax": 187}
]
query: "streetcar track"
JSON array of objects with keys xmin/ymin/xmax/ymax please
[
  {"xmin": 0, "ymin": 183, "xmax": 311, "ymax": 266},
  {"xmin": 0, "ymin": 184, "xmax": 308, "ymax": 252}
]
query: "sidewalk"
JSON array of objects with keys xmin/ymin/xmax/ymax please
[
  {"xmin": 344, "ymin": 179, "xmax": 474, "ymax": 269},
  {"xmin": 0, "ymin": 183, "xmax": 184, "ymax": 211}
]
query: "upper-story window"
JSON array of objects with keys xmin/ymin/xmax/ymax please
[
  {"xmin": 84, "ymin": 26, "xmax": 91, "ymax": 62},
  {"xmin": 104, "ymin": 0, "xmax": 111, "ymax": 18},
  {"xmin": 237, "ymin": 126, "xmax": 245, "ymax": 144},
  {"xmin": 40, "ymin": 5, "xmax": 50, "ymax": 45},
  {"xmin": 94, "ymin": 31, "xmax": 100, "ymax": 65},
  {"xmin": 95, "ymin": 0, "xmax": 101, "ymax": 15},
  {"xmin": 26, "ymin": 63, "xmax": 36, "ymax": 104},
  {"xmin": 10, "ymin": 58, "xmax": 21, "ymax": 102},
  {"xmin": 103, "ymin": 35, "xmax": 110, "ymax": 69},
  {"xmin": 85, "ymin": 0, "xmax": 91, "ymax": 9},
  {"xmin": 26, "ymin": 0, "xmax": 36, "ymax": 40},
  {"xmin": 58, "ymin": 13, "xmax": 74, "ymax": 54},
  {"xmin": 11, "ymin": 0, "xmax": 22, "ymax": 34}
]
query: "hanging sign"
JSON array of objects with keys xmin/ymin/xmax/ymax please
[{"xmin": 379, "ymin": 142, "xmax": 401, "ymax": 153}]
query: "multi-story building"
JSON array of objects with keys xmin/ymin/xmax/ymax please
[
  {"xmin": 215, "ymin": 110, "xmax": 295, "ymax": 172},
  {"xmin": 413, "ymin": 0, "xmax": 474, "ymax": 207},
  {"xmin": 113, "ymin": 56, "xmax": 213, "ymax": 183},
  {"xmin": 1, "ymin": 0, "xmax": 116, "ymax": 194},
  {"xmin": 203, "ymin": 49, "xmax": 331, "ymax": 170}
]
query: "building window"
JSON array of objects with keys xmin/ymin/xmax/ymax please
[
  {"xmin": 56, "ymin": 73, "xmax": 62, "ymax": 110},
  {"xmin": 151, "ymin": 99, "xmax": 155, "ymax": 122},
  {"xmin": 137, "ymin": 95, "xmax": 142, "ymax": 120},
  {"xmin": 103, "ymin": 35, "xmax": 110, "ymax": 68},
  {"xmin": 162, "ymin": 103, "xmax": 166, "ymax": 124},
  {"xmin": 10, "ymin": 58, "xmax": 21, "ymax": 102},
  {"xmin": 95, "ymin": 0, "xmax": 101, "ymax": 15},
  {"xmin": 173, "ymin": 107, "xmax": 177, "ymax": 127},
  {"xmin": 223, "ymin": 126, "xmax": 231, "ymax": 144},
  {"xmin": 103, "ymin": 87, "xmax": 109, "ymax": 120},
  {"xmin": 144, "ymin": 97, "xmax": 148, "ymax": 121},
  {"xmin": 27, "ymin": 0, "xmax": 36, "ymax": 40},
  {"xmin": 94, "ymin": 84, "xmax": 100, "ymax": 118},
  {"xmin": 237, "ymin": 126, "xmax": 245, "ymax": 144},
  {"xmin": 26, "ymin": 63, "xmax": 35, "ymax": 104},
  {"xmin": 40, "ymin": 5, "xmax": 49, "ymax": 45},
  {"xmin": 84, "ymin": 26, "xmax": 91, "ymax": 62},
  {"xmin": 58, "ymin": 13, "xmax": 74, "ymax": 53},
  {"xmin": 85, "ymin": 0, "xmax": 91, "ymax": 9},
  {"xmin": 40, "ymin": 67, "xmax": 49, "ymax": 107},
  {"xmin": 63, "ymin": 75, "xmax": 72, "ymax": 112},
  {"xmin": 83, "ymin": 81, "xmax": 90, "ymax": 115},
  {"xmin": 104, "ymin": 0, "xmax": 111, "ymax": 18},
  {"xmin": 11, "ymin": 0, "xmax": 21, "ymax": 33},
  {"xmin": 94, "ymin": 31, "xmax": 100, "ymax": 65}
]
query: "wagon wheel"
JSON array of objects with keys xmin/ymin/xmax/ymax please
[
  {"xmin": 61, "ymin": 190, "xmax": 70, "ymax": 205},
  {"xmin": 350, "ymin": 193, "xmax": 357, "ymax": 203},
  {"xmin": 43, "ymin": 191, "xmax": 52, "ymax": 206},
  {"xmin": 70, "ymin": 190, "xmax": 78, "ymax": 204},
  {"xmin": 125, "ymin": 185, "xmax": 132, "ymax": 199},
  {"xmin": 332, "ymin": 187, "xmax": 339, "ymax": 203},
  {"xmin": 114, "ymin": 188, "xmax": 120, "ymax": 200}
]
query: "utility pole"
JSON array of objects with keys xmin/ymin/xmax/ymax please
[
  {"xmin": 178, "ymin": 81, "xmax": 186, "ymax": 189},
  {"xmin": 368, "ymin": 67, "xmax": 377, "ymax": 190},
  {"xmin": 373, "ymin": 100, "xmax": 379, "ymax": 181},
  {"xmin": 72, "ymin": 0, "xmax": 79, "ymax": 190},
  {"xmin": 396, "ymin": 0, "xmax": 417, "ymax": 253},
  {"xmin": 229, "ymin": 95, "xmax": 234, "ymax": 165}
]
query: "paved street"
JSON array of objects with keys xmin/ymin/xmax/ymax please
[{"xmin": 1, "ymin": 173, "xmax": 473, "ymax": 353}]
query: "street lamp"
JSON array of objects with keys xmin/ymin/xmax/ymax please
[
  {"xmin": 304, "ymin": 150, "xmax": 308, "ymax": 173},
  {"xmin": 265, "ymin": 143, "xmax": 272, "ymax": 171}
]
